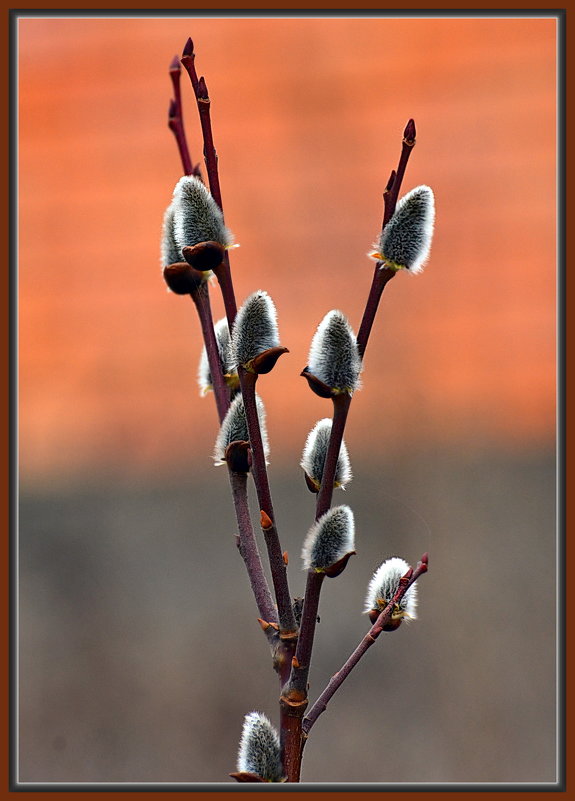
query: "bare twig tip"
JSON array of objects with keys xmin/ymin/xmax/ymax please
[
  {"xmin": 182, "ymin": 37, "xmax": 194, "ymax": 57},
  {"xmin": 198, "ymin": 76, "xmax": 209, "ymax": 99},
  {"xmin": 404, "ymin": 118, "xmax": 416, "ymax": 142},
  {"xmin": 169, "ymin": 54, "xmax": 181, "ymax": 73}
]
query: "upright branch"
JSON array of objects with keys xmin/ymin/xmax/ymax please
[
  {"xmin": 191, "ymin": 282, "xmax": 230, "ymax": 423},
  {"xmin": 356, "ymin": 119, "xmax": 417, "ymax": 358},
  {"xmin": 168, "ymin": 55, "xmax": 194, "ymax": 176},
  {"xmin": 302, "ymin": 554, "xmax": 428, "ymax": 736},
  {"xmin": 227, "ymin": 465, "xmax": 278, "ymax": 627},
  {"xmin": 181, "ymin": 39, "xmax": 238, "ymax": 344},
  {"xmin": 240, "ymin": 369, "xmax": 297, "ymax": 639},
  {"xmin": 182, "ymin": 39, "xmax": 296, "ymax": 639}
]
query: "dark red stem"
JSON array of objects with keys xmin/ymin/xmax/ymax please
[
  {"xmin": 190, "ymin": 284, "xmax": 230, "ymax": 423},
  {"xmin": 228, "ymin": 469, "xmax": 278, "ymax": 626},
  {"xmin": 302, "ymin": 554, "xmax": 428, "ymax": 736},
  {"xmin": 168, "ymin": 56, "xmax": 194, "ymax": 176},
  {"xmin": 239, "ymin": 368, "xmax": 297, "ymax": 638},
  {"xmin": 315, "ymin": 393, "xmax": 352, "ymax": 519},
  {"xmin": 384, "ymin": 118, "xmax": 416, "ymax": 226}
]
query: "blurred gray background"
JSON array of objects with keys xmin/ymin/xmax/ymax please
[{"xmin": 19, "ymin": 449, "xmax": 557, "ymax": 783}]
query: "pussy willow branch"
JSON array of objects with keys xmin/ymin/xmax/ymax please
[
  {"xmin": 168, "ymin": 55, "xmax": 194, "ymax": 177},
  {"xmin": 181, "ymin": 38, "xmax": 296, "ymax": 640},
  {"xmin": 282, "ymin": 120, "xmax": 418, "ymax": 781},
  {"xmin": 228, "ymin": 468, "xmax": 278, "ymax": 626},
  {"xmin": 302, "ymin": 554, "xmax": 428, "ymax": 736},
  {"xmin": 191, "ymin": 284, "xmax": 230, "ymax": 423},
  {"xmin": 356, "ymin": 119, "xmax": 416, "ymax": 358},
  {"xmin": 240, "ymin": 369, "xmax": 297, "ymax": 638},
  {"xmin": 181, "ymin": 39, "xmax": 238, "ymax": 322}
]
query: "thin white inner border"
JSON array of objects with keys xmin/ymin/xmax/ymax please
[{"xmin": 14, "ymin": 11, "xmax": 562, "ymax": 787}]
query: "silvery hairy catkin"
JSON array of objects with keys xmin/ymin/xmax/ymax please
[
  {"xmin": 365, "ymin": 557, "xmax": 418, "ymax": 627},
  {"xmin": 300, "ymin": 418, "xmax": 352, "ymax": 491},
  {"xmin": 230, "ymin": 290, "xmax": 280, "ymax": 370},
  {"xmin": 198, "ymin": 317, "xmax": 238, "ymax": 396},
  {"xmin": 236, "ymin": 712, "xmax": 284, "ymax": 783},
  {"xmin": 213, "ymin": 393, "xmax": 269, "ymax": 466},
  {"xmin": 301, "ymin": 505, "xmax": 355, "ymax": 573},
  {"xmin": 307, "ymin": 310, "xmax": 362, "ymax": 394},
  {"xmin": 172, "ymin": 175, "xmax": 233, "ymax": 250},
  {"xmin": 160, "ymin": 203, "xmax": 182, "ymax": 267},
  {"xmin": 372, "ymin": 185, "xmax": 435, "ymax": 273}
]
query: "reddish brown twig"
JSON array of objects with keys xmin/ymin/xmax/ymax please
[
  {"xmin": 190, "ymin": 283, "xmax": 230, "ymax": 424},
  {"xmin": 302, "ymin": 554, "xmax": 428, "ymax": 737},
  {"xmin": 282, "ymin": 121, "xmax": 419, "ymax": 780},
  {"xmin": 181, "ymin": 37, "xmax": 295, "ymax": 641},
  {"xmin": 167, "ymin": 55, "xmax": 194, "ymax": 176},
  {"xmin": 228, "ymin": 468, "xmax": 278, "ymax": 627},
  {"xmin": 240, "ymin": 368, "xmax": 297, "ymax": 639},
  {"xmin": 356, "ymin": 119, "xmax": 417, "ymax": 359}
]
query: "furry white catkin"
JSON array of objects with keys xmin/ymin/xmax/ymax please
[
  {"xmin": 300, "ymin": 418, "xmax": 352, "ymax": 491},
  {"xmin": 198, "ymin": 317, "xmax": 234, "ymax": 395},
  {"xmin": 237, "ymin": 712, "xmax": 283, "ymax": 782},
  {"xmin": 365, "ymin": 557, "xmax": 418, "ymax": 619},
  {"xmin": 172, "ymin": 175, "xmax": 233, "ymax": 250},
  {"xmin": 160, "ymin": 204, "xmax": 182, "ymax": 267},
  {"xmin": 301, "ymin": 505, "xmax": 355, "ymax": 571},
  {"xmin": 307, "ymin": 310, "xmax": 362, "ymax": 394},
  {"xmin": 230, "ymin": 291, "xmax": 280, "ymax": 369},
  {"xmin": 213, "ymin": 394, "xmax": 269, "ymax": 465},
  {"xmin": 374, "ymin": 185, "xmax": 435, "ymax": 273}
]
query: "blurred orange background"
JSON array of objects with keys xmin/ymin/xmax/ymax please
[{"xmin": 18, "ymin": 16, "xmax": 556, "ymax": 483}]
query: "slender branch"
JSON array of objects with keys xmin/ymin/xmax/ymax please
[
  {"xmin": 356, "ymin": 119, "xmax": 416, "ymax": 360},
  {"xmin": 281, "ymin": 120, "xmax": 419, "ymax": 779},
  {"xmin": 190, "ymin": 283, "xmax": 230, "ymax": 423},
  {"xmin": 315, "ymin": 393, "xmax": 352, "ymax": 519},
  {"xmin": 384, "ymin": 118, "xmax": 416, "ymax": 226},
  {"xmin": 240, "ymin": 368, "xmax": 297, "ymax": 638},
  {"xmin": 181, "ymin": 41, "xmax": 223, "ymax": 209},
  {"xmin": 181, "ymin": 39, "xmax": 293, "ymax": 643},
  {"xmin": 228, "ymin": 469, "xmax": 277, "ymax": 626},
  {"xmin": 356, "ymin": 266, "xmax": 396, "ymax": 360},
  {"xmin": 168, "ymin": 56, "xmax": 194, "ymax": 176},
  {"xmin": 302, "ymin": 554, "xmax": 428, "ymax": 736}
]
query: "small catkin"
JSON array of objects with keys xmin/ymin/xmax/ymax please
[
  {"xmin": 301, "ymin": 505, "xmax": 355, "ymax": 571},
  {"xmin": 365, "ymin": 557, "xmax": 418, "ymax": 619},
  {"xmin": 230, "ymin": 291, "xmax": 280, "ymax": 369},
  {"xmin": 198, "ymin": 318, "xmax": 234, "ymax": 395},
  {"xmin": 237, "ymin": 712, "xmax": 283, "ymax": 783},
  {"xmin": 307, "ymin": 310, "xmax": 362, "ymax": 394},
  {"xmin": 213, "ymin": 393, "xmax": 269, "ymax": 465},
  {"xmin": 374, "ymin": 185, "xmax": 435, "ymax": 274},
  {"xmin": 300, "ymin": 418, "xmax": 352, "ymax": 491},
  {"xmin": 160, "ymin": 204, "xmax": 182, "ymax": 267},
  {"xmin": 172, "ymin": 175, "xmax": 233, "ymax": 251}
]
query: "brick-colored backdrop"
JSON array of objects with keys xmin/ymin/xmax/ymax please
[{"xmin": 18, "ymin": 17, "xmax": 556, "ymax": 481}]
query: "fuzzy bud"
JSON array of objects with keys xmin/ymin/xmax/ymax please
[
  {"xmin": 172, "ymin": 175, "xmax": 233, "ymax": 253},
  {"xmin": 371, "ymin": 185, "xmax": 435, "ymax": 274},
  {"xmin": 236, "ymin": 712, "xmax": 284, "ymax": 783},
  {"xmin": 300, "ymin": 418, "xmax": 352, "ymax": 493},
  {"xmin": 213, "ymin": 393, "xmax": 269, "ymax": 467},
  {"xmin": 305, "ymin": 310, "xmax": 362, "ymax": 395},
  {"xmin": 365, "ymin": 557, "xmax": 418, "ymax": 630},
  {"xmin": 160, "ymin": 204, "xmax": 183, "ymax": 268},
  {"xmin": 198, "ymin": 318, "xmax": 239, "ymax": 396},
  {"xmin": 230, "ymin": 291, "xmax": 283, "ymax": 372},
  {"xmin": 301, "ymin": 505, "xmax": 355, "ymax": 576}
]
